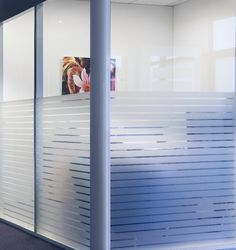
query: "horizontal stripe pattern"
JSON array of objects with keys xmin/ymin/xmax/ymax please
[
  {"xmin": 37, "ymin": 93, "xmax": 90, "ymax": 250},
  {"xmin": 110, "ymin": 92, "xmax": 236, "ymax": 249},
  {"xmin": 0, "ymin": 99, "xmax": 34, "ymax": 231}
]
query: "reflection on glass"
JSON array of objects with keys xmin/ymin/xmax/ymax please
[{"xmin": 111, "ymin": 0, "xmax": 235, "ymax": 92}]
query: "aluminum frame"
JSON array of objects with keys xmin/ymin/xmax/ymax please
[{"xmin": 90, "ymin": 0, "xmax": 111, "ymax": 250}]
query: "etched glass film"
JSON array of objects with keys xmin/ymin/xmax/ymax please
[
  {"xmin": 36, "ymin": 94, "xmax": 90, "ymax": 250},
  {"xmin": 111, "ymin": 92, "xmax": 235, "ymax": 249}
]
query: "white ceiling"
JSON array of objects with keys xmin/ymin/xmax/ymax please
[
  {"xmin": 110, "ymin": 0, "xmax": 189, "ymax": 6},
  {"xmin": 79, "ymin": 0, "xmax": 189, "ymax": 6}
]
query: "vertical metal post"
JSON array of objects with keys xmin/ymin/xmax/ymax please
[
  {"xmin": 35, "ymin": 4, "xmax": 43, "ymax": 99},
  {"xmin": 34, "ymin": 3, "xmax": 43, "ymax": 233},
  {"xmin": 90, "ymin": 0, "xmax": 111, "ymax": 249},
  {"xmin": 0, "ymin": 24, "xmax": 3, "ymax": 102},
  {"xmin": 0, "ymin": 23, "xmax": 3, "ymax": 218}
]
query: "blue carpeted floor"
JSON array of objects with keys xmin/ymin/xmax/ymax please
[{"xmin": 0, "ymin": 222, "xmax": 65, "ymax": 250}]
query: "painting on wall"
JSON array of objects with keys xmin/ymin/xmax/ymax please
[{"xmin": 62, "ymin": 57, "xmax": 116, "ymax": 95}]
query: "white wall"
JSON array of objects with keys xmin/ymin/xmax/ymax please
[
  {"xmin": 43, "ymin": 0, "xmax": 173, "ymax": 96},
  {"xmin": 3, "ymin": 9, "xmax": 34, "ymax": 101},
  {"xmin": 173, "ymin": 0, "xmax": 236, "ymax": 92},
  {"xmin": 111, "ymin": 3, "xmax": 173, "ymax": 92}
]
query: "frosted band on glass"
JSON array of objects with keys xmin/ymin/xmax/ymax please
[
  {"xmin": 0, "ymin": 92, "xmax": 235, "ymax": 250},
  {"xmin": 37, "ymin": 93, "xmax": 90, "ymax": 250},
  {"xmin": 110, "ymin": 92, "xmax": 235, "ymax": 249},
  {"xmin": 0, "ymin": 99, "xmax": 34, "ymax": 231}
]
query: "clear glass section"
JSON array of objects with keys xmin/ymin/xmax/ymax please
[
  {"xmin": 173, "ymin": 0, "xmax": 236, "ymax": 92},
  {"xmin": 0, "ymin": 9, "xmax": 34, "ymax": 231},
  {"xmin": 111, "ymin": 0, "xmax": 236, "ymax": 92},
  {"xmin": 3, "ymin": 9, "xmax": 34, "ymax": 101},
  {"xmin": 43, "ymin": 0, "xmax": 90, "ymax": 97}
]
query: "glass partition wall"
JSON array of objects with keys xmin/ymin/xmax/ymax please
[
  {"xmin": 37, "ymin": 1, "xmax": 90, "ymax": 249},
  {"xmin": 0, "ymin": 9, "xmax": 35, "ymax": 231},
  {"xmin": 0, "ymin": 1, "xmax": 91, "ymax": 250},
  {"xmin": 0, "ymin": 0, "xmax": 235, "ymax": 250},
  {"xmin": 110, "ymin": 0, "xmax": 236, "ymax": 249}
]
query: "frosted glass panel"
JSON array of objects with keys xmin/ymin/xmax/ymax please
[
  {"xmin": 0, "ymin": 99, "xmax": 34, "ymax": 230},
  {"xmin": 37, "ymin": 93, "xmax": 90, "ymax": 250},
  {"xmin": 110, "ymin": 92, "xmax": 236, "ymax": 249}
]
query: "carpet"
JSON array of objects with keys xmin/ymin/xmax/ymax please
[{"xmin": 0, "ymin": 222, "xmax": 65, "ymax": 250}]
